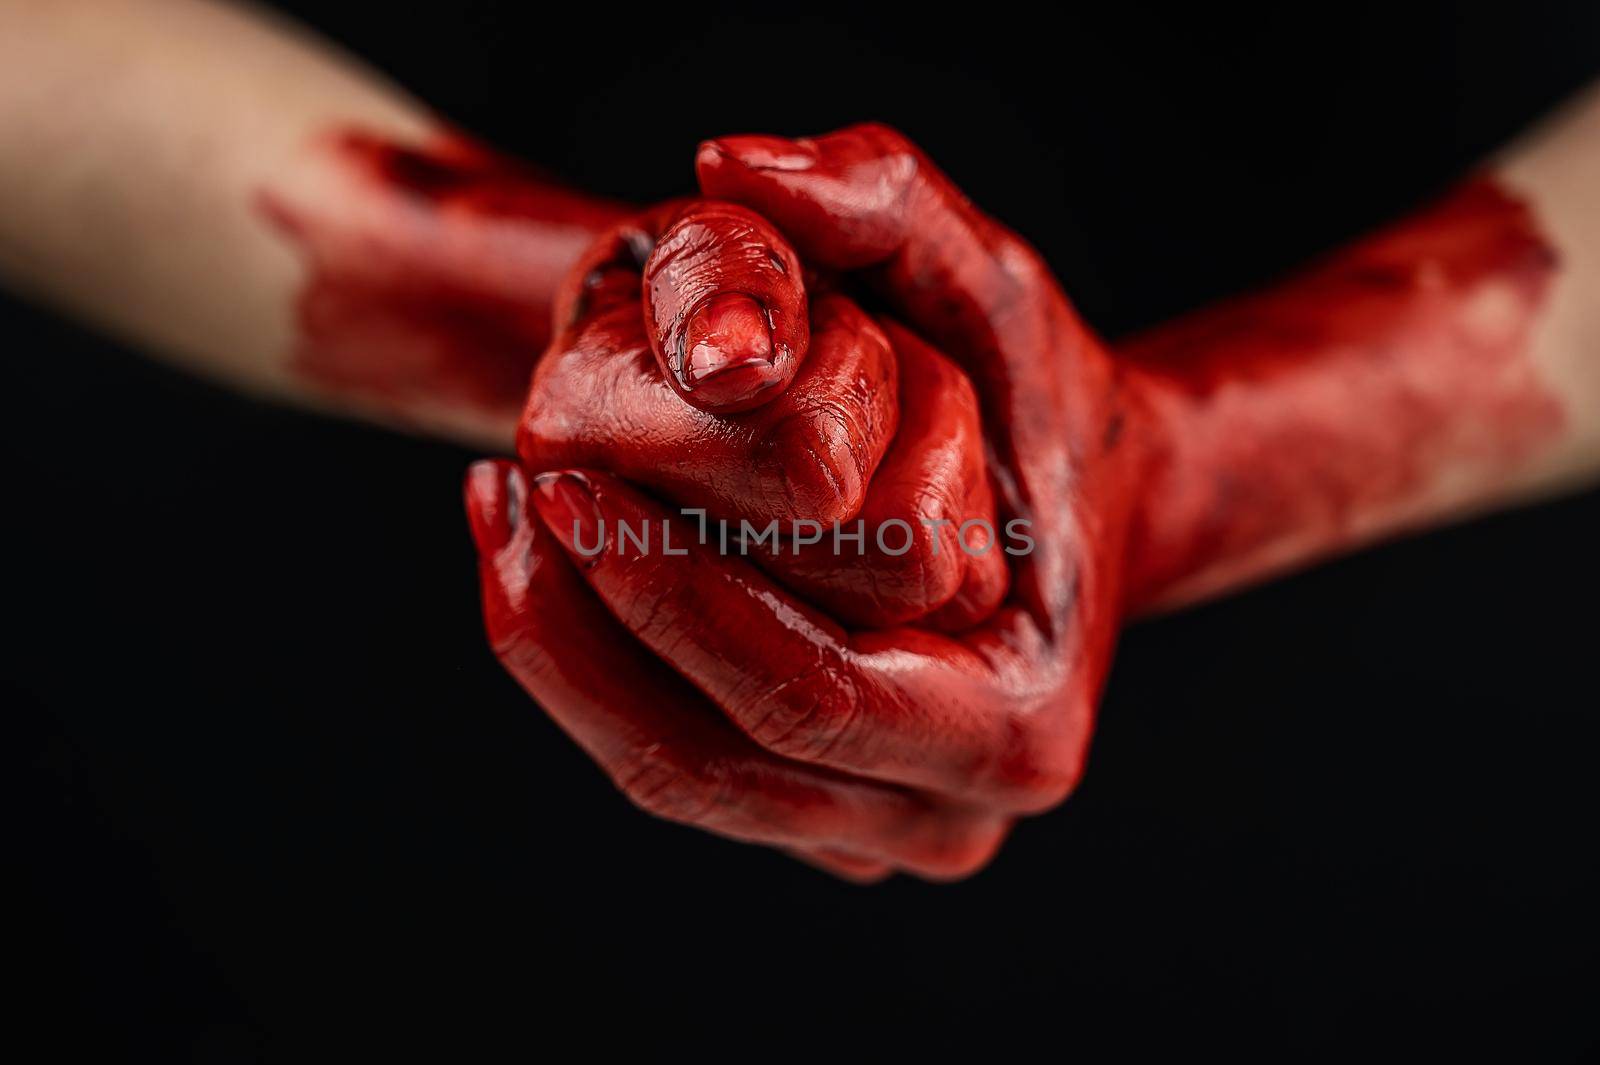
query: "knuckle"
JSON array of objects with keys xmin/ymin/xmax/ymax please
[
  {"xmin": 911, "ymin": 819, "xmax": 1007, "ymax": 882},
  {"xmin": 919, "ymin": 843, "xmax": 1001, "ymax": 882},
  {"xmin": 764, "ymin": 407, "xmax": 869, "ymax": 524},
  {"xmin": 861, "ymin": 507, "xmax": 965, "ymax": 620},
  {"xmin": 991, "ymin": 230, "xmax": 1052, "ymax": 290},
  {"xmin": 1019, "ymin": 758, "xmax": 1086, "ymax": 811},
  {"xmin": 994, "ymin": 711, "xmax": 1087, "ymax": 812},
  {"xmin": 611, "ymin": 744, "xmax": 726, "ymax": 826},
  {"xmin": 743, "ymin": 657, "xmax": 863, "ymax": 763},
  {"xmin": 847, "ymin": 121, "xmax": 920, "ymax": 162},
  {"xmin": 850, "ymin": 120, "xmax": 911, "ymax": 145}
]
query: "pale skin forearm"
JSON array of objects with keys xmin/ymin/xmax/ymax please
[
  {"xmin": 0, "ymin": 0, "xmax": 425, "ymax": 415},
  {"xmin": 1501, "ymin": 84, "xmax": 1600, "ymax": 488},
  {"xmin": 0, "ymin": 0, "xmax": 622, "ymax": 447}
]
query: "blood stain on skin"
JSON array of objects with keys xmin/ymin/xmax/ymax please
[
  {"xmin": 1120, "ymin": 178, "xmax": 1565, "ymax": 608},
  {"xmin": 258, "ymin": 130, "xmax": 627, "ymax": 419}
]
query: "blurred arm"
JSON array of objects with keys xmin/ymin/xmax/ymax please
[
  {"xmin": 0, "ymin": 0, "xmax": 624, "ymax": 447},
  {"xmin": 1121, "ymin": 85, "xmax": 1600, "ymax": 610}
]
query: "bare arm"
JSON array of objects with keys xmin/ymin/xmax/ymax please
[
  {"xmin": 1502, "ymin": 84, "xmax": 1600, "ymax": 485},
  {"xmin": 0, "ymin": 0, "xmax": 623, "ymax": 448}
]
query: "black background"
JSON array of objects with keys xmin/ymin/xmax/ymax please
[{"xmin": 14, "ymin": 1, "xmax": 1600, "ymax": 1057}]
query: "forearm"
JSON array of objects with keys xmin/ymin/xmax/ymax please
[
  {"xmin": 0, "ymin": 0, "xmax": 624, "ymax": 447},
  {"xmin": 1120, "ymin": 85, "xmax": 1600, "ymax": 611}
]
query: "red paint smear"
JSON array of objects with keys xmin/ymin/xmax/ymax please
[
  {"xmin": 1121, "ymin": 178, "xmax": 1564, "ymax": 609},
  {"xmin": 259, "ymin": 130, "xmax": 627, "ymax": 419}
]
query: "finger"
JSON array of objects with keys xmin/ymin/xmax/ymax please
[
  {"xmin": 643, "ymin": 200, "xmax": 808, "ymax": 413},
  {"xmin": 537, "ymin": 208, "xmax": 998, "ymax": 627},
  {"xmin": 549, "ymin": 205, "xmax": 667, "ymax": 330},
  {"xmin": 466, "ymin": 459, "xmax": 1008, "ymax": 876},
  {"xmin": 547, "ymin": 199, "xmax": 810, "ymax": 416},
  {"xmin": 754, "ymin": 320, "xmax": 1008, "ymax": 630},
  {"xmin": 527, "ymin": 468, "xmax": 1073, "ymax": 811},
  {"xmin": 695, "ymin": 128, "xmax": 916, "ymax": 270},
  {"xmin": 921, "ymin": 464, "xmax": 1011, "ymax": 632},
  {"xmin": 699, "ymin": 125, "xmax": 1112, "ymax": 634},
  {"xmin": 695, "ymin": 122, "xmax": 1106, "ymax": 428},
  {"xmin": 522, "ymin": 283, "xmax": 897, "ymax": 528},
  {"xmin": 695, "ymin": 124, "xmax": 1091, "ymax": 400}
]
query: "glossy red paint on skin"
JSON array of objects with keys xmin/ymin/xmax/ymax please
[
  {"xmin": 464, "ymin": 460, "xmax": 1007, "ymax": 880},
  {"xmin": 528, "ymin": 200, "xmax": 898, "ymax": 528},
  {"xmin": 677, "ymin": 126, "xmax": 1135, "ymax": 815},
  {"xmin": 259, "ymin": 129, "xmax": 627, "ymax": 419},
  {"xmin": 523, "ymin": 199, "xmax": 1004, "ymax": 628},
  {"xmin": 757, "ymin": 319, "xmax": 1010, "ymax": 631},
  {"xmin": 477, "ymin": 128, "xmax": 1129, "ymax": 882},
  {"xmin": 466, "ymin": 125, "xmax": 1562, "ymax": 880}
]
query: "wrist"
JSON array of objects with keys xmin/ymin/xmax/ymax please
[
  {"xmin": 1117, "ymin": 177, "xmax": 1565, "ymax": 613},
  {"xmin": 260, "ymin": 127, "xmax": 630, "ymax": 439}
]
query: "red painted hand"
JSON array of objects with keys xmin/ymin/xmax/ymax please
[
  {"xmin": 515, "ymin": 196, "xmax": 1007, "ymax": 631},
  {"xmin": 469, "ymin": 126, "xmax": 1144, "ymax": 879}
]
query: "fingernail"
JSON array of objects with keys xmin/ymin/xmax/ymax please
[
  {"xmin": 682, "ymin": 293, "xmax": 774, "ymax": 382},
  {"xmin": 529, "ymin": 471, "xmax": 603, "ymax": 561},
  {"xmin": 464, "ymin": 460, "xmax": 524, "ymax": 552},
  {"xmin": 674, "ymin": 294, "xmax": 784, "ymax": 411},
  {"xmin": 699, "ymin": 135, "xmax": 817, "ymax": 172}
]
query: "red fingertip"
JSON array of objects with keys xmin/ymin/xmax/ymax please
[
  {"xmin": 643, "ymin": 200, "xmax": 808, "ymax": 413},
  {"xmin": 528, "ymin": 471, "xmax": 601, "ymax": 563},
  {"xmin": 464, "ymin": 459, "xmax": 523, "ymax": 553}
]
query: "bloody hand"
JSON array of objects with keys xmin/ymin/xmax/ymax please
[
  {"xmin": 469, "ymin": 125, "xmax": 1145, "ymax": 879},
  {"xmin": 515, "ymin": 196, "xmax": 1007, "ymax": 631},
  {"xmin": 469, "ymin": 188, "xmax": 1019, "ymax": 879}
]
